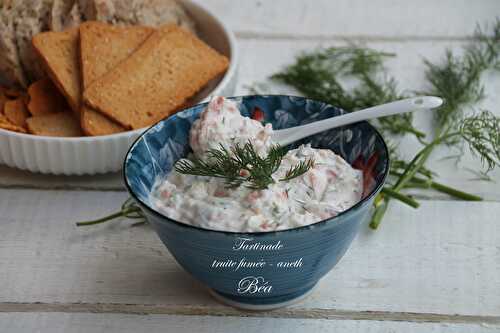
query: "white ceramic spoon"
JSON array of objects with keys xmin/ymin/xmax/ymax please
[{"xmin": 271, "ymin": 96, "xmax": 443, "ymax": 146}]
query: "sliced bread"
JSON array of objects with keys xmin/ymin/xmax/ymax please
[
  {"xmin": 13, "ymin": 0, "xmax": 54, "ymax": 83},
  {"xmin": 0, "ymin": 10, "xmax": 28, "ymax": 87},
  {"xmin": 78, "ymin": 0, "xmax": 195, "ymax": 32},
  {"xmin": 50, "ymin": 0, "xmax": 82, "ymax": 31}
]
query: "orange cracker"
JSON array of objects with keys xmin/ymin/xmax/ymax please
[
  {"xmin": 0, "ymin": 86, "xmax": 24, "ymax": 99},
  {"xmin": 27, "ymin": 78, "xmax": 67, "ymax": 116},
  {"xmin": 0, "ymin": 113, "xmax": 27, "ymax": 133},
  {"xmin": 26, "ymin": 112, "xmax": 82, "ymax": 137},
  {"xmin": 0, "ymin": 92, "xmax": 7, "ymax": 114},
  {"xmin": 4, "ymin": 98, "xmax": 29, "ymax": 128}
]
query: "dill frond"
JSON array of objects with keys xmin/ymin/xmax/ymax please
[
  {"xmin": 280, "ymin": 159, "xmax": 315, "ymax": 182},
  {"xmin": 458, "ymin": 110, "xmax": 500, "ymax": 171},
  {"xmin": 175, "ymin": 142, "xmax": 313, "ymax": 190},
  {"xmin": 424, "ymin": 19, "xmax": 500, "ymax": 130}
]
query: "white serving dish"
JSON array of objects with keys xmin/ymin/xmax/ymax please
[{"xmin": 0, "ymin": 0, "xmax": 238, "ymax": 175}]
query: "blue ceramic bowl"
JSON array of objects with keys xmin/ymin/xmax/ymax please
[{"xmin": 124, "ymin": 95, "xmax": 389, "ymax": 309}]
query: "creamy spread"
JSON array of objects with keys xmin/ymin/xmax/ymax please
[
  {"xmin": 150, "ymin": 97, "xmax": 363, "ymax": 232},
  {"xmin": 190, "ymin": 96, "xmax": 273, "ymax": 158}
]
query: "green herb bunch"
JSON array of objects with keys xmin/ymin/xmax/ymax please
[{"xmin": 272, "ymin": 19, "xmax": 500, "ymax": 229}]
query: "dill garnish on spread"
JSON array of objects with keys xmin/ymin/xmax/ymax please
[{"xmin": 175, "ymin": 142, "xmax": 315, "ymax": 190}]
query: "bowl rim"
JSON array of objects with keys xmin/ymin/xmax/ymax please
[
  {"xmin": 123, "ymin": 94, "xmax": 390, "ymax": 236},
  {"xmin": 0, "ymin": 0, "xmax": 238, "ymax": 142}
]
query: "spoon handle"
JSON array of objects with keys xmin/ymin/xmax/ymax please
[{"xmin": 273, "ymin": 96, "xmax": 443, "ymax": 146}]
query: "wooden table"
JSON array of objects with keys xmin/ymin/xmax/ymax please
[{"xmin": 1, "ymin": 1, "xmax": 499, "ymax": 332}]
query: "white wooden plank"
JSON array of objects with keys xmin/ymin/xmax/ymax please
[
  {"xmin": 0, "ymin": 189, "xmax": 499, "ymax": 319},
  {"xmin": 198, "ymin": 0, "xmax": 499, "ymax": 39},
  {"xmin": 0, "ymin": 313, "xmax": 498, "ymax": 333},
  {"xmin": 0, "ymin": 165, "xmax": 123, "ymax": 190}
]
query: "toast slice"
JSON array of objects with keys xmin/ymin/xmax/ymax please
[
  {"xmin": 80, "ymin": 22, "xmax": 154, "ymax": 87},
  {"xmin": 32, "ymin": 28, "xmax": 81, "ymax": 115},
  {"xmin": 83, "ymin": 24, "xmax": 229, "ymax": 129},
  {"xmin": 80, "ymin": 105, "xmax": 125, "ymax": 135},
  {"xmin": 79, "ymin": 21, "xmax": 154, "ymax": 136}
]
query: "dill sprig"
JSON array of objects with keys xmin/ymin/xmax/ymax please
[
  {"xmin": 175, "ymin": 144, "xmax": 247, "ymax": 187},
  {"xmin": 370, "ymin": 20, "xmax": 500, "ymax": 229},
  {"xmin": 370, "ymin": 111, "xmax": 499, "ymax": 229},
  {"xmin": 424, "ymin": 19, "xmax": 500, "ymax": 130},
  {"xmin": 281, "ymin": 159, "xmax": 316, "ymax": 182},
  {"xmin": 271, "ymin": 46, "xmax": 425, "ymax": 138},
  {"xmin": 458, "ymin": 110, "xmax": 500, "ymax": 171},
  {"xmin": 175, "ymin": 142, "xmax": 314, "ymax": 190}
]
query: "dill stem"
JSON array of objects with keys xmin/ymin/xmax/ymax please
[
  {"xmin": 369, "ymin": 198, "xmax": 388, "ymax": 229},
  {"xmin": 76, "ymin": 207, "xmax": 142, "ymax": 226},
  {"xmin": 391, "ymin": 171, "xmax": 483, "ymax": 201},
  {"xmin": 391, "ymin": 161, "xmax": 434, "ymax": 178},
  {"xmin": 401, "ymin": 126, "xmax": 427, "ymax": 139},
  {"xmin": 393, "ymin": 131, "xmax": 460, "ymax": 190},
  {"xmin": 387, "ymin": 124, "xmax": 427, "ymax": 138},
  {"xmin": 381, "ymin": 187, "xmax": 420, "ymax": 208},
  {"xmin": 430, "ymin": 182, "xmax": 483, "ymax": 201},
  {"xmin": 404, "ymin": 181, "xmax": 431, "ymax": 189},
  {"xmin": 370, "ymin": 132, "xmax": 458, "ymax": 229},
  {"xmin": 393, "ymin": 141, "xmax": 438, "ymax": 190}
]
